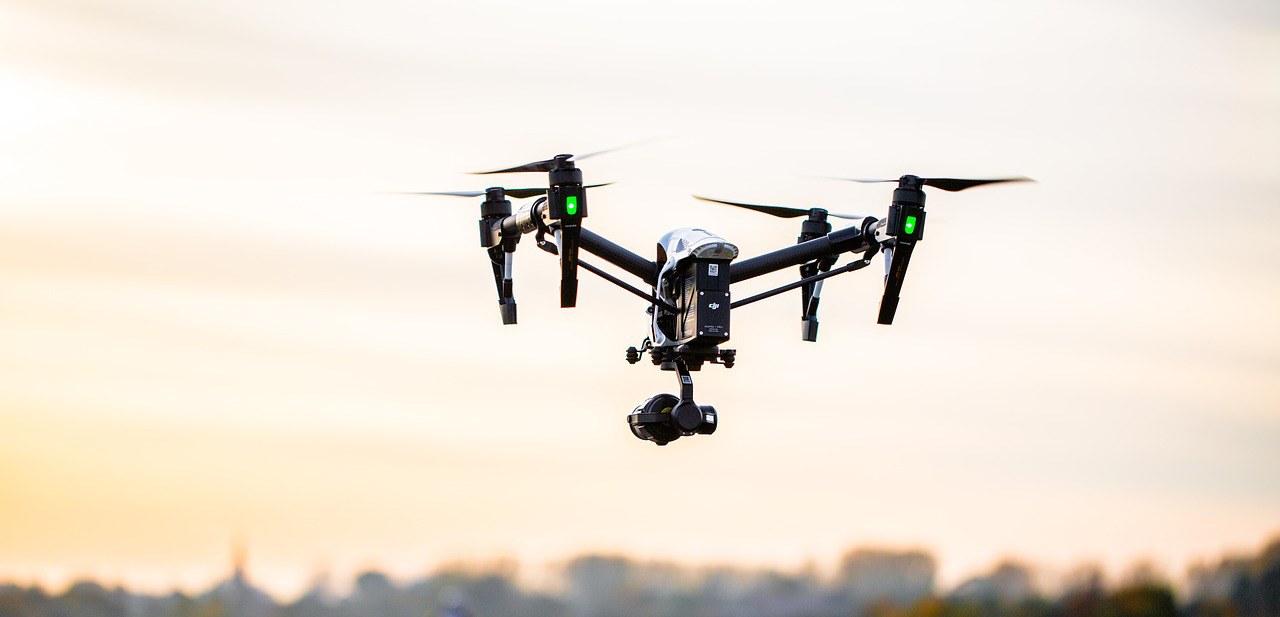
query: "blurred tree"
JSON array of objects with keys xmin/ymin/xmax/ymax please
[
  {"xmin": 0, "ymin": 584, "xmax": 53, "ymax": 617},
  {"xmin": 279, "ymin": 582, "xmax": 337, "ymax": 617},
  {"xmin": 564, "ymin": 555, "xmax": 636, "ymax": 617},
  {"xmin": 342, "ymin": 570, "xmax": 414, "ymax": 617},
  {"xmin": 1058, "ymin": 566, "xmax": 1106, "ymax": 617},
  {"xmin": 1103, "ymin": 584, "xmax": 1178, "ymax": 617},
  {"xmin": 1248, "ymin": 538, "xmax": 1280, "ymax": 617},
  {"xmin": 61, "ymin": 581, "xmax": 126, "ymax": 617},
  {"xmin": 5, "ymin": 535, "xmax": 1280, "ymax": 617}
]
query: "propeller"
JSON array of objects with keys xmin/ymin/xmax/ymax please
[
  {"xmin": 692, "ymin": 196, "xmax": 866, "ymax": 220},
  {"xmin": 396, "ymin": 181, "xmax": 604, "ymax": 323},
  {"xmin": 395, "ymin": 184, "xmax": 612, "ymax": 200},
  {"xmin": 838, "ymin": 174, "xmax": 1032, "ymax": 324},
  {"xmin": 470, "ymin": 138, "xmax": 666, "ymax": 174},
  {"xmin": 836, "ymin": 176, "xmax": 1033, "ymax": 192},
  {"xmin": 466, "ymin": 142, "xmax": 661, "ymax": 307}
]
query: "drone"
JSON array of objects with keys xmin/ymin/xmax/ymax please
[{"xmin": 408, "ymin": 147, "xmax": 1029, "ymax": 446}]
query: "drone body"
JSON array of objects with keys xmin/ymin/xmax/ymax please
[{"xmin": 413, "ymin": 150, "xmax": 1029, "ymax": 445}]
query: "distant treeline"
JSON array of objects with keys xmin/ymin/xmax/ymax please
[{"xmin": 1, "ymin": 536, "xmax": 1276, "ymax": 617}]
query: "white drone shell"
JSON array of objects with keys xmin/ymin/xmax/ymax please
[{"xmin": 650, "ymin": 228, "xmax": 739, "ymax": 346}]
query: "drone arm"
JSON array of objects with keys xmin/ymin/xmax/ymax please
[
  {"xmin": 730, "ymin": 246, "xmax": 878, "ymax": 309},
  {"xmin": 730, "ymin": 220, "xmax": 875, "ymax": 283},
  {"xmin": 578, "ymin": 228, "xmax": 659, "ymax": 286},
  {"xmin": 578, "ymin": 260, "xmax": 678, "ymax": 313},
  {"xmin": 731, "ymin": 238, "xmax": 832, "ymax": 283},
  {"xmin": 495, "ymin": 199, "xmax": 658, "ymax": 286},
  {"xmin": 535, "ymin": 233, "xmax": 675, "ymax": 312}
]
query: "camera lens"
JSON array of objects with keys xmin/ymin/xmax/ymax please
[
  {"xmin": 696, "ymin": 405, "xmax": 717, "ymax": 435},
  {"xmin": 628, "ymin": 393, "xmax": 681, "ymax": 445}
]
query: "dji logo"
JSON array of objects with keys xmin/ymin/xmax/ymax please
[{"xmin": 708, "ymin": 302, "xmax": 720, "ymax": 310}]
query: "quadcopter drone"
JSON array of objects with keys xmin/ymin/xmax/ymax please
[{"xmin": 411, "ymin": 147, "xmax": 1029, "ymax": 446}]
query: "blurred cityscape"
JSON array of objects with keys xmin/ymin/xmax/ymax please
[{"xmin": 2, "ymin": 536, "xmax": 1277, "ymax": 617}]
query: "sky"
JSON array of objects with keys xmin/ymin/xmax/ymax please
[{"xmin": 0, "ymin": 0, "xmax": 1278, "ymax": 599}]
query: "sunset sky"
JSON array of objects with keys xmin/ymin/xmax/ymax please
[{"xmin": 1, "ymin": 0, "xmax": 1277, "ymax": 599}]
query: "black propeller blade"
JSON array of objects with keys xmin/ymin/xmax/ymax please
[
  {"xmin": 843, "ymin": 174, "xmax": 1031, "ymax": 324},
  {"xmin": 838, "ymin": 176, "xmax": 1033, "ymax": 192},
  {"xmin": 396, "ymin": 184, "xmax": 612, "ymax": 200},
  {"xmin": 472, "ymin": 158, "xmax": 565, "ymax": 175},
  {"xmin": 693, "ymin": 196, "xmax": 866, "ymax": 220},
  {"xmin": 466, "ymin": 141, "xmax": 652, "ymax": 306},
  {"xmin": 470, "ymin": 138, "xmax": 665, "ymax": 175}
]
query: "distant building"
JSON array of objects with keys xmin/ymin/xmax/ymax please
[
  {"xmin": 951, "ymin": 560, "xmax": 1036, "ymax": 603},
  {"xmin": 837, "ymin": 548, "xmax": 936, "ymax": 609},
  {"xmin": 205, "ymin": 540, "xmax": 275, "ymax": 617}
]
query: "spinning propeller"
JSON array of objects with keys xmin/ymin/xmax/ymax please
[
  {"xmin": 840, "ymin": 174, "xmax": 1033, "ymax": 325},
  {"xmin": 399, "ymin": 141, "xmax": 652, "ymax": 322},
  {"xmin": 469, "ymin": 138, "xmax": 665, "ymax": 175},
  {"xmin": 836, "ymin": 176, "xmax": 1033, "ymax": 192},
  {"xmin": 473, "ymin": 155, "xmax": 586, "ymax": 308},
  {"xmin": 395, "ymin": 183, "xmax": 612, "ymax": 323},
  {"xmin": 692, "ymin": 196, "xmax": 866, "ymax": 220},
  {"xmin": 399, "ymin": 184, "xmax": 612, "ymax": 200},
  {"xmin": 464, "ymin": 142, "xmax": 659, "ymax": 308}
]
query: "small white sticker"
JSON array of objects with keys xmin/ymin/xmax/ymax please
[
  {"xmin": 704, "ymin": 413, "xmax": 716, "ymax": 423},
  {"xmin": 681, "ymin": 375, "xmax": 692, "ymax": 384},
  {"xmin": 708, "ymin": 264, "xmax": 719, "ymax": 276}
]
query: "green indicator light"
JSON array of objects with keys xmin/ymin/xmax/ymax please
[
  {"xmin": 904, "ymin": 215, "xmax": 917, "ymax": 235},
  {"xmin": 566, "ymin": 196, "xmax": 578, "ymax": 216}
]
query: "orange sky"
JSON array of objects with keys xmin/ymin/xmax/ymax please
[{"xmin": 1, "ymin": 0, "xmax": 1277, "ymax": 599}]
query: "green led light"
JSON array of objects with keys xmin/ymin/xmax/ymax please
[
  {"xmin": 903, "ymin": 215, "xmax": 917, "ymax": 235},
  {"xmin": 566, "ymin": 196, "xmax": 578, "ymax": 216}
]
